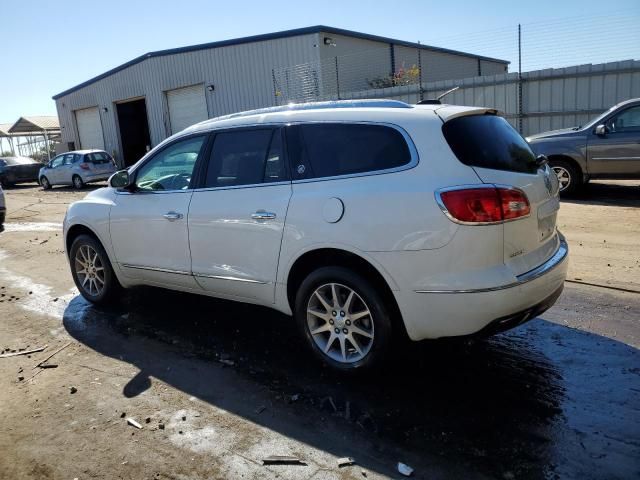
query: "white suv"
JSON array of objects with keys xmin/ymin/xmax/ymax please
[{"xmin": 63, "ymin": 100, "xmax": 568, "ymax": 370}]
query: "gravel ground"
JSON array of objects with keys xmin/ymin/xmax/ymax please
[{"xmin": 0, "ymin": 180, "xmax": 638, "ymax": 479}]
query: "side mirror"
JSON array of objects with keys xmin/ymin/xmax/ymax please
[
  {"xmin": 109, "ymin": 170, "xmax": 132, "ymax": 190},
  {"xmin": 595, "ymin": 124, "xmax": 608, "ymax": 136}
]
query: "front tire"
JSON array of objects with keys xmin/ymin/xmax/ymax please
[
  {"xmin": 72, "ymin": 175, "xmax": 84, "ymax": 189},
  {"xmin": 69, "ymin": 234, "xmax": 121, "ymax": 305},
  {"xmin": 294, "ymin": 266, "xmax": 392, "ymax": 371},
  {"xmin": 40, "ymin": 176, "xmax": 51, "ymax": 190},
  {"xmin": 550, "ymin": 159, "xmax": 582, "ymax": 195}
]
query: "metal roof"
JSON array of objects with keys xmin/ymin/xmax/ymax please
[
  {"xmin": 52, "ymin": 25, "xmax": 510, "ymax": 100},
  {"xmin": 0, "ymin": 123, "xmax": 15, "ymax": 137},
  {"xmin": 8, "ymin": 116, "xmax": 60, "ymax": 134}
]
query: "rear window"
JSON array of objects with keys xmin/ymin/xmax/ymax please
[
  {"xmin": 442, "ymin": 115, "xmax": 538, "ymax": 174},
  {"xmin": 87, "ymin": 152, "xmax": 111, "ymax": 164},
  {"xmin": 288, "ymin": 123, "xmax": 412, "ymax": 180}
]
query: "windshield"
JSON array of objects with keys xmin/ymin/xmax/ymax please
[{"xmin": 581, "ymin": 104, "xmax": 620, "ymax": 130}]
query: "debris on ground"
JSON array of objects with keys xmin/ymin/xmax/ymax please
[
  {"xmin": 337, "ymin": 457, "xmax": 355, "ymax": 467},
  {"xmin": 255, "ymin": 405, "xmax": 266, "ymax": 414},
  {"xmin": 397, "ymin": 462, "xmax": 414, "ymax": 476},
  {"xmin": 288, "ymin": 394, "xmax": 300, "ymax": 403},
  {"xmin": 181, "ymin": 416, "xmax": 186, "ymax": 421},
  {"xmin": 158, "ymin": 423, "xmax": 165, "ymax": 430},
  {"xmin": 0, "ymin": 345, "xmax": 47, "ymax": 358},
  {"xmin": 262, "ymin": 455, "xmax": 307, "ymax": 466},
  {"xmin": 39, "ymin": 364, "xmax": 58, "ymax": 369},
  {"xmin": 34, "ymin": 342, "xmax": 71, "ymax": 369},
  {"xmin": 145, "ymin": 417, "xmax": 151, "ymax": 424},
  {"xmin": 219, "ymin": 359, "xmax": 235, "ymax": 366},
  {"xmin": 18, "ymin": 376, "xmax": 24, "ymax": 381},
  {"xmin": 120, "ymin": 412, "xmax": 126, "ymax": 418},
  {"xmin": 126, "ymin": 418, "xmax": 143, "ymax": 429},
  {"xmin": 69, "ymin": 386, "xmax": 77, "ymax": 394}
]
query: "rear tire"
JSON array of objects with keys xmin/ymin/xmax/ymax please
[
  {"xmin": 294, "ymin": 266, "xmax": 393, "ymax": 371},
  {"xmin": 550, "ymin": 159, "xmax": 582, "ymax": 195},
  {"xmin": 69, "ymin": 234, "xmax": 121, "ymax": 305},
  {"xmin": 40, "ymin": 176, "xmax": 51, "ymax": 190},
  {"xmin": 72, "ymin": 175, "xmax": 84, "ymax": 189}
]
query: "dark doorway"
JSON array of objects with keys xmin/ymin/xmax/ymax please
[{"xmin": 116, "ymin": 98, "xmax": 151, "ymax": 167}]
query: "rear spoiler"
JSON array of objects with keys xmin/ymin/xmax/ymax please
[{"xmin": 433, "ymin": 106, "xmax": 501, "ymax": 123}]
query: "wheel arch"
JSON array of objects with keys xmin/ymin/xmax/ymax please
[
  {"xmin": 285, "ymin": 247, "xmax": 408, "ymax": 340},
  {"xmin": 547, "ymin": 154, "xmax": 587, "ymax": 180}
]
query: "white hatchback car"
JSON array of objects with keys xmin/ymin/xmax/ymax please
[
  {"xmin": 63, "ymin": 100, "xmax": 568, "ymax": 370},
  {"xmin": 39, "ymin": 150, "xmax": 116, "ymax": 190}
]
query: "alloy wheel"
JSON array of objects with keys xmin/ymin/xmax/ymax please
[
  {"xmin": 306, "ymin": 282, "xmax": 374, "ymax": 364},
  {"xmin": 552, "ymin": 166, "xmax": 571, "ymax": 192},
  {"xmin": 73, "ymin": 176, "xmax": 83, "ymax": 189},
  {"xmin": 74, "ymin": 244, "xmax": 105, "ymax": 296}
]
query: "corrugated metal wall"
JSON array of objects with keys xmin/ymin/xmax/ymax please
[
  {"xmin": 55, "ymin": 34, "xmax": 320, "ymax": 164},
  {"xmin": 346, "ymin": 60, "xmax": 640, "ymax": 136}
]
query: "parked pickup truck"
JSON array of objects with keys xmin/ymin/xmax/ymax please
[{"xmin": 527, "ymin": 98, "xmax": 640, "ymax": 194}]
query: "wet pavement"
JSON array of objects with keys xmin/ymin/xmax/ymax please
[{"xmin": 62, "ymin": 285, "xmax": 640, "ymax": 479}]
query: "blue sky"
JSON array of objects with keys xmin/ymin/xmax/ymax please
[{"xmin": 1, "ymin": 0, "xmax": 638, "ymax": 123}]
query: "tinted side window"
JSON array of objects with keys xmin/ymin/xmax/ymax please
[
  {"xmin": 442, "ymin": 115, "xmax": 538, "ymax": 174},
  {"xmin": 288, "ymin": 123, "xmax": 412, "ymax": 179},
  {"xmin": 204, "ymin": 129, "xmax": 284, "ymax": 188}
]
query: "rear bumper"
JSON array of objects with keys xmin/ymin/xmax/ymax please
[
  {"xmin": 82, "ymin": 172, "xmax": 114, "ymax": 182},
  {"xmin": 394, "ymin": 237, "xmax": 569, "ymax": 340}
]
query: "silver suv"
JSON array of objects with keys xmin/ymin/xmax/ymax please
[
  {"xmin": 527, "ymin": 98, "xmax": 640, "ymax": 194},
  {"xmin": 39, "ymin": 150, "xmax": 116, "ymax": 190}
]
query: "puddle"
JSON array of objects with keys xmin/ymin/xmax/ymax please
[
  {"xmin": 3, "ymin": 222, "xmax": 62, "ymax": 232},
  {"xmin": 0, "ymin": 249, "xmax": 76, "ymax": 320}
]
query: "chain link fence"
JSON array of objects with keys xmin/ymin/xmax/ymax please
[{"xmin": 271, "ymin": 11, "xmax": 640, "ymax": 134}]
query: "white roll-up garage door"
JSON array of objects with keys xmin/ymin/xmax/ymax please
[
  {"xmin": 167, "ymin": 85, "xmax": 208, "ymax": 134},
  {"xmin": 75, "ymin": 107, "xmax": 105, "ymax": 150}
]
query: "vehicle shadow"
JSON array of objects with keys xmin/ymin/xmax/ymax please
[
  {"xmin": 1, "ymin": 182, "xmax": 106, "ymax": 192},
  {"xmin": 62, "ymin": 288, "xmax": 640, "ymax": 479},
  {"xmin": 561, "ymin": 180, "xmax": 640, "ymax": 208}
]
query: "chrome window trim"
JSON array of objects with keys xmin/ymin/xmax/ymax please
[
  {"xmin": 415, "ymin": 236, "xmax": 568, "ymax": 294},
  {"xmin": 434, "ymin": 184, "xmax": 532, "ymax": 226},
  {"xmin": 191, "ymin": 180, "xmax": 290, "ymax": 194}
]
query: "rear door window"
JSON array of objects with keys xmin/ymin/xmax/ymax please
[
  {"xmin": 442, "ymin": 114, "xmax": 538, "ymax": 174},
  {"xmin": 88, "ymin": 152, "xmax": 111, "ymax": 164},
  {"xmin": 287, "ymin": 123, "xmax": 412, "ymax": 180},
  {"xmin": 204, "ymin": 128, "xmax": 286, "ymax": 188}
]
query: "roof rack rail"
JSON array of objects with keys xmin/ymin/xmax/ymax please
[{"xmin": 206, "ymin": 99, "xmax": 412, "ymax": 122}]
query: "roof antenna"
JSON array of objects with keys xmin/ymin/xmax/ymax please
[{"xmin": 417, "ymin": 86, "xmax": 459, "ymax": 105}]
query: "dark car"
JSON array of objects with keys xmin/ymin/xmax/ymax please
[
  {"xmin": 0, "ymin": 156, "xmax": 42, "ymax": 187},
  {"xmin": 527, "ymin": 98, "xmax": 640, "ymax": 194}
]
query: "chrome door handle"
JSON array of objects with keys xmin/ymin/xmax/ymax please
[
  {"xmin": 251, "ymin": 210, "xmax": 276, "ymax": 220},
  {"xmin": 163, "ymin": 211, "xmax": 183, "ymax": 221}
]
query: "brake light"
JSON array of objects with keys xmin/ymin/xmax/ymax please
[
  {"xmin": 438, "ymin": 186, "xmax": 530, "ymax": 224},
  {"xmin": 79, "ymin": 162, "xmax": 90, "ymax": 170}
]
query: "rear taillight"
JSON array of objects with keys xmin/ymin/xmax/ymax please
[
  {"xmin": 437, "ymin": 186, "xmax": 530, "ymax": 224},
  {"xmin": 79, "ymin": 162, "xmax": 90, "ymax": 170}
]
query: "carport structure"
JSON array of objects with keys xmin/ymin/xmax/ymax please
[{"xmin": 1, "ymin": 116, "xmax": 60, "ymax": 160}]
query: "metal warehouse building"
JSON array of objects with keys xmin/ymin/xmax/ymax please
[{"xmin": 53, "ymin": 26, "xmax": 508, "ymax": 167}]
